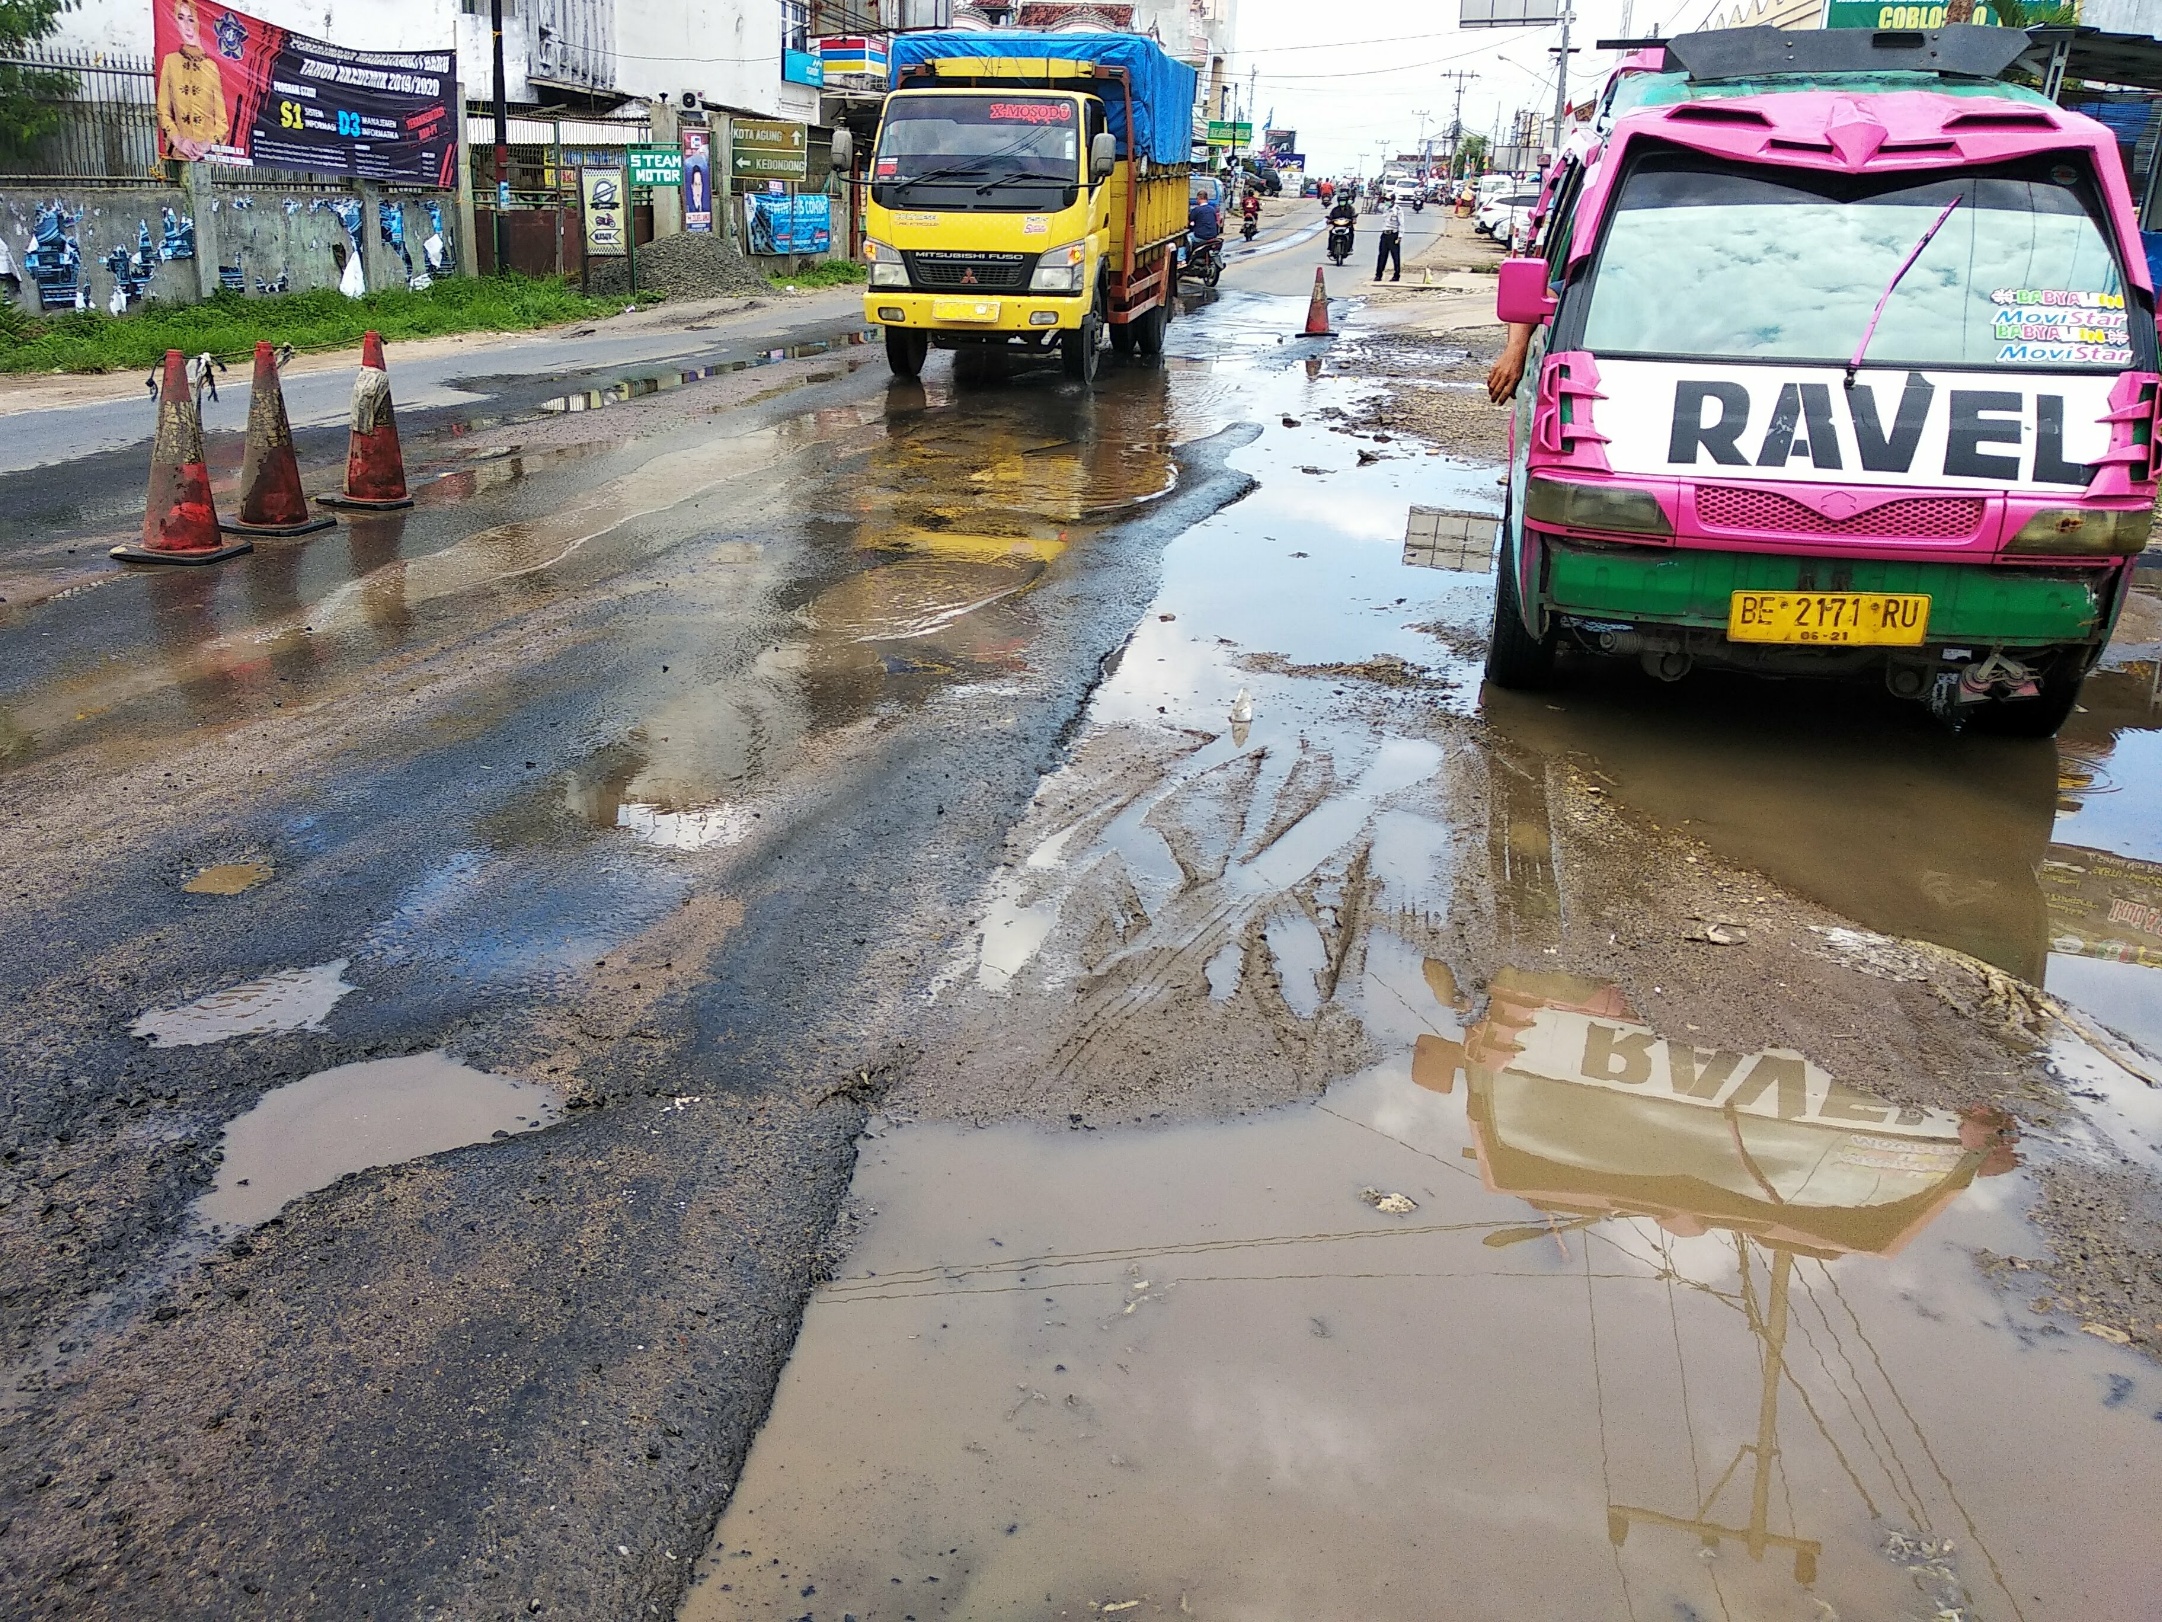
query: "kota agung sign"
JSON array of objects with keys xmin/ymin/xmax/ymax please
[{"xmin": 153, "ymin": 0, "xmax": 455, "ymax": 185}]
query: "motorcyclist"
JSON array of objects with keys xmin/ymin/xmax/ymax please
[
  {"xmin": 1326, "ymin": 194, "xmax": 1357, "ymax": 234},
  {"xmin": 1241, "ymin": 190, "xmax": 1260, "ymax": 229},
  {"xmin": 1189, "ymin": 188, "xmax": 1222, "ymax": 250}
]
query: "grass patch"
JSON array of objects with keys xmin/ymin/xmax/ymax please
[
  {"xmin": 0, "ymin": 275, "xmax": 659, "ymax": 376},
  {"xmin": 767, "ymin": 260, "xmax": 867, "ymax": 291}
]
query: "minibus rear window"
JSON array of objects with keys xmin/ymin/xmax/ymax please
[{"xmin": 1576, "ymin": 149, "xmax": 2139, "ymax": 370}]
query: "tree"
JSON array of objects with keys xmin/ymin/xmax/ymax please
[
  {"xmin": 1992, "ymin": 1, "xmax": 2082, "ymax": 24},
  {"xmin": 0, "ymin": 0, "xmax": 77, "ymax": 165},
  {"xmin": 1455, "ymin": 132, "xmax": 1489, "ymax": 179}
]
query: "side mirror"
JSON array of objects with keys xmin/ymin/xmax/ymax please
[
  {"xmin": 1090, "ymin": 131, "xmax": 1116, "ymax": 182},
  {"xmin": 1496, "ymin": 256, "xmax": 1556, "ymax": 325},
  {"xmin": 831, "ymin": 129, "xmax": 854, "ymax": 172}
]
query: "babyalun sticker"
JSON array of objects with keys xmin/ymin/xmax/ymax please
[{"xmin": 1989, "ymin": 287, "xmax": 2130, "ymax": 366}]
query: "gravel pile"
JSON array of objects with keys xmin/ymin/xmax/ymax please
[{"xmin": 596, "ymin": 232, "xmax": 770, "ymax": 299}]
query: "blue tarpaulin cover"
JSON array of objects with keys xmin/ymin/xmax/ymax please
[{"xmin": 888, "ymin": 31, "xmax": 1198, "ymax": 165}]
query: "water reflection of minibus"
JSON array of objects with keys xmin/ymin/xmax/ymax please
[{"xmin": 1489, "ymin": 27, "xmax": 2159, "ymax": 736}]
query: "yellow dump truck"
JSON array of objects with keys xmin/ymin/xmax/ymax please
[{"xmin": 862, "ymin": 30, "xmax": 1197, "ymax": 383}]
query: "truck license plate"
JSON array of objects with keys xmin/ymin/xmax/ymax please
[
  {"xmin": 930, "ymin": 297, "xmax": 1001, "ymax": 322},
  {"xmin": 1727, "ymin": 591, "xmax": 1930, "ymax": 646}
]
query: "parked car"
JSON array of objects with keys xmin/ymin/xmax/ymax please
[{"xmin": 1475, "ymin": 189, "xmax": 1540, "ymax": 243}]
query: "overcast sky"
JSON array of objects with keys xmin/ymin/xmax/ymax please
[{"xmin": 1223, "ymin": 0, "xmax": 1737, "ymax": 174}]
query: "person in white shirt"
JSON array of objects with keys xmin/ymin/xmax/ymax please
[{"xmin": 1375, "ymin": 200, "xmax": 1404, "ymax": 282}]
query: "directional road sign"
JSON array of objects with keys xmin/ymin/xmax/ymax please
[{"xmin": 731, "ymin": 119, "xmax": 809, "ymax": 181}]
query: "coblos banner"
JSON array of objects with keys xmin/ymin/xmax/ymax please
[
  {"xmin": 748, "ymin": 193, "xmax": 832, "ymax": 255},
  {"xmin": 153, "ymin": 0, "xmax": 455, "ymax": 185}
]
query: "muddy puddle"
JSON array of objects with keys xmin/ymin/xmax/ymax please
[
  {"xmin": 532, "ymin": 344, "xmax": 1235, "ymax": 846},
  {"xmin": 531, "ymin": 333, "xmax": 876, "ymax": 415},
  {"xmin": 181, "ymin": 860, "xmax": 272, "ymax": 895},
  {"xmin": 130, "ymin": 958, "xmax": 354, "ymax": 1046},
  {"xmin": 686, "ymin": 1000, "xmax": 2155, "ymax": 1621},
  {"xmin": 685, "ymin": 296, "xmax": 2162, "ymax": 1620},
  {"xmin": 196, "ymin": 1049, "xmax": 559, "ymax": 1228},
  {"xmin": 1461, "ymin": 602, "xmax": 2162, "ymax": 1057},
  {"xmin": 0, "ymin": 315, "xmax": 1224, "ymax": 783}
]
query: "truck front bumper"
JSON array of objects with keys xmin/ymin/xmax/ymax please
[{"xmin": 865, "ymin": 291, "xmax": 1084, "ymax": 334}]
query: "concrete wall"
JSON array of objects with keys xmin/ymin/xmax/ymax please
[{"xmin": 0, "ymin": 181, "xmax": 459, "ymax": 316}]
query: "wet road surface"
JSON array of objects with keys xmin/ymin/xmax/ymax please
[{"xmin": 2, "ymin": 224, "xmax": 2159, "ymax": 1620}]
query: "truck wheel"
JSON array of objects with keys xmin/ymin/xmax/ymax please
[
  {"xmin": 1108, "ymin": 320, "xmax": 1135, "ymax": 355},
  {"xmin": 1484, "ymin": 542, "xmax": 1554, "ymax": 689},
  {"xmin": 1968, "ymin": 664, "xmax": 2085, "ymax": 738},
  {"xmin": 884, "ymin": 326, "xmax": 929, "ymax": 379},
  {"xmin": 1061, "ymin": 308, "xmax": 1102, "ymax": 384}
]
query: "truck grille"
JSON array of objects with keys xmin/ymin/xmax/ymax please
[
  {"xmin": 903, "ymin": 250, "xmax": 1034, "ymax": 292},
  {"xmin": 1696, "ymin": 485, "xmax": 1984, "ymax": 540}
]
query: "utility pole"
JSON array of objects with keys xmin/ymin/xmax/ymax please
[
  {"xmin": 1436, "ymin": 70, "xmax": 1476, "ymax": 175},
  {"xmin": 1549, "ymin": 1, "xmax": 1578, "ymax": 157},
  {"xmin": 1411, "ymin": 107, "xmax": 1430, "ymax": 177},
  {"xmin": 490, "ymin": 0, "xmax": 509, "ymax": 274}
]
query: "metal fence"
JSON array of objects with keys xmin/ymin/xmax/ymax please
[{"xmin": 0, "ymin": 48, "xmax": 162, "ymax": 184}]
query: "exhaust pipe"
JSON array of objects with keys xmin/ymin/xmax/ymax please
[
  {"xmin": 1885, "ymin": 661, "xmax": 1931, "ymax": 701},
  {"xmin": 1642, "ymin": 648, "xmax": 1692, "ymax": 683}
]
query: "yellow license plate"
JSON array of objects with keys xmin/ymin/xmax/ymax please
[
  {"xmin": 1727, "ymin": 591, "xmax": 1930, "ymax": 646},
  {"xmin": 930, "ymin": 297, "xmax": 1002, "ymax": 322}
]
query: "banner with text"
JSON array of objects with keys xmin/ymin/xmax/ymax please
[
  {"xmin": 1824, "ymin": 2, "xmax": 2003, "ymax": 24},
  {"xmin": 748, "ymin": 193, "xmax": 831, "ymax": 255},
  {"xmin": 153, "ymin": 0, "xmax": 454, "ymax": 185},
  {"xmin": 682, "ymin": 129, "xmax": 714, "ymax": 233}
]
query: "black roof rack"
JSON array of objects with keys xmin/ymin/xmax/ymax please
[{"xmin": 1661, "ymin": 25, "xmax": 2029, "ymax": 83}]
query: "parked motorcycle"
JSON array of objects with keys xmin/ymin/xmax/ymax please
[{"xmin": 1326, "ymin": 222, "xmax": 1354, "ymax": 266}]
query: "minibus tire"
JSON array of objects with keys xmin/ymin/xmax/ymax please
[
  {"xmin": 1485, "ymin": 551, "xmax": 1554, "ymax": 688},
  {"xmin": 884, "ymin": 326, "xmax": 929, "ymax": 379},
  {"xmin": 1968, "ymin": 667, "xmax": 2084, "ymax": 738}
]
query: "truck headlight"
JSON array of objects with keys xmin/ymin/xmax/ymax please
[
  {"xmin": 2007, "ymin": 505, "xmax": 2153, "ymax": 557},
  {"xmin": 1525, "ymin": 475, "xmax": 1672, "ymax": 537},
  {"xmin": 1030, "ymin": 242, "xmax": 1086, "ymax": 294},
  {"xmin": 864, "ymin": 240, "xmax": 908, "ymax": 289}
]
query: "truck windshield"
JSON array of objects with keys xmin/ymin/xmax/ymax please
[
  {"xmin": 873, "ymin": 95, "xmax": 1081, "ymax": 208},
  {"xmin": 1577, "ymin": 150, "xmax": 2137, "ymax": 371}
]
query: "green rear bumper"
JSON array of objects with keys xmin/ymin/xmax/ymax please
[{"xmin": 1543, "ymin": 542, "xmax": 2110, "ymax": 645}]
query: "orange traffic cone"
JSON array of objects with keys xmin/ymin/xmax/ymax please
[
  {"xmin": 224, "ymin": 341, "xmax": 334, "ymax": 538},
  {"xmin": 1303, "ymin": 267, "xmax": 1334, "ymax": 337},
  {"xmin": 318, "ymin": 331, "xmax": 413, "ymax": 511},
  {"xmin": 112, "ymin": 350, "xmax": 252, "ymax": 566}
]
